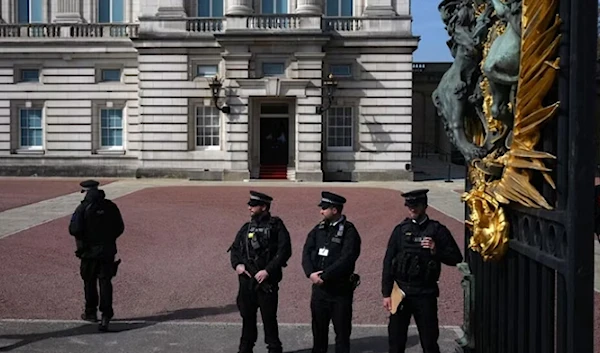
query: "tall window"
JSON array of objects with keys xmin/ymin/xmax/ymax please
[
  {"xmin": 196, "ymin": 106, "xmax": 220, "ymax": 148},
  {"xmin": 326, "ymin": 0, "xmax": 352, "ymax": 16},
  {"xmin": 99, "ymin": 0, "xmax": 124, "ymax": 23},
  {"xmin": 100, "ymin": 108, "xmax": 123, "ymax": 148},
  {"xmin": 261, "ymin": 0, "xmax": 288, "ymax": 14},
  {"xmin": 197, "ymin": 0, "xmax": 224, "ymax": 17},
  {"xmin": 17, "ymin": 0, "xmax": 43, "ymax": 23},
  {"xmin": 19, "ymin": 108, "xmax": 43, "ymax": 148},
  {"xmin": 327, "ymin": 107, "xmax": 353, "ymax": 150}
]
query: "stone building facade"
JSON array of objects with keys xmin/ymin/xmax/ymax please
[{"xmin": 0, "ymin": 0, "xmax": 418, "ymax": 181}]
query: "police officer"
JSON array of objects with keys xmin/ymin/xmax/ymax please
[
  {"xmin": 229, "ymin": 191, "xmax": 292, "ymax": 353},
  {"xmin": 381, "ymin": 189, "xmax": 463, "ymax": 353},
  {"xmin": 301, "ymin": 191, "xmax": 362, "ymax": 353},
  {"xmin": 68, "ymin": 179, "xmax": 124, "ymax": 332}
]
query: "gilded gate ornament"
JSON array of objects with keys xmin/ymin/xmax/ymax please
[{"xmin": 432, "ymin": 0, "xmax": 561, "ymax": 261}]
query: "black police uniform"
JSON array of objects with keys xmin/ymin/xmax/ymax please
[
  {"xmin": 301, "ymin": 191, "xmax": 362, "ymax": 353},
  {"xmin": 381, "ymin": 189, "xmax": 463, "ymax": 353},
  {"xmin": 68, "ymin": 180, "xmax": 125, "ymax": 331},
  {"xmin": 229, "ymin": 191, "xmax": 292, "ymax": 353}
]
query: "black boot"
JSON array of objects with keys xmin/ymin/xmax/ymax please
[
  {"xmin": 98, "ymin": 316, "xmax": 110, "ymax": 332},
  {"xmin": 81, "ymin": 312, "xmax": 97, "ymax": 322}
]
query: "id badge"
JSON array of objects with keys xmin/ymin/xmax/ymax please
[{"xmin": 318, "ymin": 248, "xmax": 329, "ymax": 257}]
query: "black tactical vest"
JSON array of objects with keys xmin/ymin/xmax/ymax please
[
  {"xmin": 244, "ymin": 216, "xmax": 280, "ymax": 267},
  {"xmin": 394, "ymin": 219, "xmax": 442, "ymax": 287}
]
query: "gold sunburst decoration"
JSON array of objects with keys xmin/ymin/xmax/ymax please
[{"xmin": 462, "ymin": 0, "xmax": 562, "ymax": 261}]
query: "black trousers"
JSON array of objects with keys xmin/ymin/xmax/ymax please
[
  {"xmin": 80, "ymin": 258, "xmax": 114, "ymax": 319},
  {"xmin": 388, "ymin": 295, "xmax": 440, "ymax": 353},
  {"xmin": 236, "ymin": 276, "xmax": 282, "ymax": 353},
  {"xmin": 310, "ymin": 285, "xmax": 353, "ymax": 353}
]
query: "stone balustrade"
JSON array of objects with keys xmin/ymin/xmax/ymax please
[
  {"xmin": 0, "ymin": 15, "xmax": 411, "ymax": 39},
  {"xmin": 0, "ymin": 23, "xmax": 139, "ymax": 39}
]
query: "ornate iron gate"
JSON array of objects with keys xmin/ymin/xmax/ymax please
[{"xmin": 432, "ymin": 0, "xmax": 596, "ymax": 352}]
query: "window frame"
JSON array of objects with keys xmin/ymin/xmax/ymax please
[
  {"xmin": 260, "ymin": 0, "xmax": 289, "ymax": 14},
  {"xmin": 99, "ymin": 107, "xmax": 125, "ymax": 150},
  {"xmin": 326, "ymin": 106, "xmax": 354, "ymax": 151},
  {"xmin": 95, "ymin": 65, "xmax": 124, "ymax": 83},
  {"xmin": 261, "ymin": 62, "xmax": 286, "ymax": 77},
  {"xmin": 14, "ymin": 66, "xmax": 43, "ymax": 83},
  {"xmin": 16, "ymin": 0, "xmax": 45, "ymax": 23},
  {"xmin": 325, "ymin": 0, "xmax": 353, "ymax": 16},
  {"xmin": 97, "ymin": 0, "xmax": 125, "ymax": 23},
  {"xmin": 196, "ymin": 64, "xmax": 219, "ymax": 78},
  {"xmin": 193, "ymin": 0, "xmax": 225, "ymax": 17},
  {"xmin": 194, "ymin": 104, "xmax": 222, "ymax": 150},
  {"xmin": 92, "ymin": 100, "xmax": 127, "ymax": 154},
  {"xmin": 189, "ymin": 58, "xmax": 222, "ymax": 81}
]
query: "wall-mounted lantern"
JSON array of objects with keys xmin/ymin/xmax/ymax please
[
  {"xmin": 316, "ymin": 73, "xmax": 338, "ymax": 114},
  {"xmin": 208, "ymin": 75, "xmax": 231, "ymax": 114}
]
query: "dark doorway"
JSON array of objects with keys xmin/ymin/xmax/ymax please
[{"xmin": 260, "ymin": 118, "xmax": 289, "ymax": 166}]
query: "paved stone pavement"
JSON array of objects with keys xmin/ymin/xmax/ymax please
[{"xmin": 0, "ymin": 320, "xmax": 462, "ymax": 353}]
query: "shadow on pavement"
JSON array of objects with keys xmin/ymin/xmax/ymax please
[
  {"xmin": 0, "ymin": 322, "xmax": 147, "ymax": 352},
  {"xmin": 119, "ymin": 304, "xmax": 238, "ymax": 322},
  {"xmin": 0, "ymin": 304, "xmax": 238, "ymax": 352},
  {"xmin": 285, "ymin": 334, "xmax": 419, "ymax": 353}
]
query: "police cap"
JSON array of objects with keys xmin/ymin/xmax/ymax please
[
  {"xmin": 401, "ymin": 189, "xmax": 429, "ymax": 207},
  {"xmin": 80, "ymin": 179, "xmax": 100, "ymax": 193},
  {"xmin": 247, "ymin": 190, "xmax": 273, "ymax": 207},
  {"xmin": 318, "ymin": 191, "xmax": 346, "ymax": 209}
]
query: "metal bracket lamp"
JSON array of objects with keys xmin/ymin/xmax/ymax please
[
  {"xmin": 316, "ymin": 73, "xmax": 338, "ymax": 114},
  {"xmin": 208, "ymin": 75, "xmax": 231, "ymax": 114}
]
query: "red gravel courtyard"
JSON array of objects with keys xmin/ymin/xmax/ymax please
[{"xmin": 0, "ymin": 185, "xmax": 465, "ymax": 326}]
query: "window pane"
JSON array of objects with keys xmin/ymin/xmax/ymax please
[
  {"xmin": 330, "ymin": 64, "xmax": 351, "ymax": 77},
  {"xmin": 18, "ymin": 0, "xmax": 29, "ymax": 23},
  {"xmin": 262, "ymin": 63, "xmax": 285, "ymax": 76},
  {"xmin": 197, "ymin": 65, "xmax": 218, "ymax": 77},
  {"xmin": 112, "ymin": 0, "xmax": 124, "ymax": 22},
  {"xmin": 196, "ymin": 106, "xmax": 220, "ymax": 146},
  {"xmin": 262, "ymin": 0, "xmax": 274, "ymax": 14},
  {"xmin": 341, "ymin": 0, "xmax": 352, "ymax": 16},
  {"xmin": 115, "ymin": 131, "xmax": 123, "ymax": 146},
  {"xmin": 212, "ymin": 0, "xmax": 224, "ymax": 16},
  {"xmin": 34, "ymin": 129, "xmax": 42, "ymax": 146},
  {"xmin": 198, "ymin": 0, "xmax": 210, "ymax": 16},
  {"xmin": 31, "ymin": 0, "xmax": 43, "ymax": 22},
  {"xmin": 277, "ymin": 0, "xmax": 288, "ymax": 13},
  {"xmin": 98, "ymin": 0, "xmax": 110, "ymax": 22},
  {"xmin": 326, "ymin": 0, "xmax": 338, "ymax": 16},
  {"xmin": 101, "ymin": 69, "xmax": 121, "ymax": 82},
  {"xmin": 21, "ymin": 69, "xmax": 39, "ymax": 82}
]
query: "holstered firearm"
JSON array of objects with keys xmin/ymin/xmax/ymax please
[{"xmin": 244, "ymin": 258, "xmax": 273, "ymax": 294}]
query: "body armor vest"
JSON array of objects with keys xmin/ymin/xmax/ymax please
[{"xmin": 394, "ymin": 220, "xmax": 441, "ymax": 287}]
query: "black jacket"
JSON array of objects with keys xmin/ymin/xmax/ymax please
[
  {"xmin": 229, "ymin": 212, "xmax": 292, "ymax": 284},
  {"xmin": 381, "ymin": 216, "xmax": 462, "ymax": 297},
  {"xmin": 302, "ymin": 216, "xmax": 361, "ymax": 289},
  {"xmin": 68, "ymin": 189, "xmax": 124, "ymax": 259}
]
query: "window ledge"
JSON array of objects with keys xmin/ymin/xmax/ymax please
[
  {"xmin": 96, "ymin": 149, "xmax": 126, "ymax": 155},
  {"xmin": 327, "ymin": 147, "xmax": 353, "ymax": 152},
  {"xmin": 14, "ymin": 149, "xmax": 45, "ymax": 155},
  {"xmin": 194, "ymin": 147, "xmax": 221, "ymax": 151}
]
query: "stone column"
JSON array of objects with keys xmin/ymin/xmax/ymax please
[
  {"xmin": 295, "ymin": 0, "xmax": 321, "ymax": 15},
  {"xmin": 156, "ymin": 0, "xmax": 187, "ymax": 17},
  {"xmin": 226, "ymin": 0, "xmax": 253, "ymax": 16},
  {"xmin": 54, "ymin": 0, "xmax": 82, "ymax": 23},
  {"xmin": 363, "ymin": 0, "xmax": 395, "ymax": 16}
]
